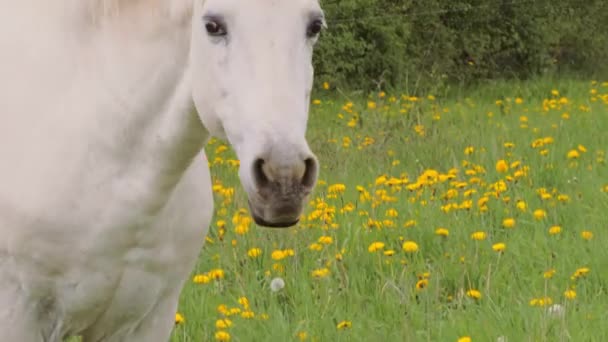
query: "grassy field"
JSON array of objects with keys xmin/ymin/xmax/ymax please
[{"xmin": 170, "ymin": 79, "xmax": 608, "ymax": 342}]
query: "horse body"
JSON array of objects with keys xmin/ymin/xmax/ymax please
[
  {"xmin": 0, "ymin": 0, "xmax": 322, "ymax": 340},
  {"xmin": 0, "ymin": 2, "xmax": 212, "ymax": 340}
]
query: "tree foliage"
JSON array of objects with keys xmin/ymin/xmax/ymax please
[{"xmin": 314, "ymin": 0, "xmax": 608, "ymax": 91}]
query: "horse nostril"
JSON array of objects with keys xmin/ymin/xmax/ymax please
[
  {"xmin": 252, "ymin": 158, "xmax": 270, "ymax": 188},
  {"xmin": 301, "ymin": 157, "xmax": 318, "ymax": 188}
]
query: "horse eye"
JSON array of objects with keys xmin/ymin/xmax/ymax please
[
  {"xmin": 205, "ymin": 21, "xmax": 227, "ymax": 37},
  {"xmin": 306, "ymin": 19, "xmax": 324, "ymax": 38}
]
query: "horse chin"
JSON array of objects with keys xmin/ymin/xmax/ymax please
[
  {"xmin": 252, "ymin": 215, "xmax": 300, "ymax": 228},
  {"xmin": 248, "ymin": 200, "xmax": 301, "ymax": 228}
]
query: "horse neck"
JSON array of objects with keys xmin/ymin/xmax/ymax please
[{"xmin": 0, "ymin": 1, "xmax": 207, "ymax": 214}]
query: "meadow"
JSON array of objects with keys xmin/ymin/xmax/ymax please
[{"xmin": 170, "ymin": 79, "xmax": 608, "ymax": 342}]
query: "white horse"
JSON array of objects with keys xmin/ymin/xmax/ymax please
[{"xmin": 0, "ymin": 0, "xmax": 323, "ymax": 340}]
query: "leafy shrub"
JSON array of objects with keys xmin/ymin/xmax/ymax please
[{"xmin": 314, "ymin": 0, "xmax": 608, "ymax": 91}]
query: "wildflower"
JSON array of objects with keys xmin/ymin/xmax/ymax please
[
  {"xmin": 368, "ymin": 242, "xmax": 385, "ymax": 252},
  {"xmin": 322, "ymin": 82, "xmax": 330, "ymax": 90},
  {"xmin": 175, "ymin": 313, "xmax": 185, "ymax": 325},
  {"xmin": 336, "ymin": 320, "xmax": 352, "ymax": 329},
  {"xmin": 297, "ymin": 331, "xmax": 308, "ymax": 341},
  {"xmin": 215, "ymin": 319, "xmax": 233, "ymax": 329},
  {"xmin": 464, "ymin": 146, "xmax": 474, "ymax": 155},
  {"xmin": 270, "ymin": 277, "xmax": 285, "ymax": 292},
  {"xmin": 564, "ymin": 290, "xmax": 576, "ymax": 300},
  {"xmin": 571, "ymin": 267, "xmax": 590, "ymax": 280},
  {"xmin": 492, "ymin": 243, "xmax": 506, "ymax": 252},
  {"xmin": 457, "ymin": 337, "xmax": 472, "ymax": 342},
  {"xmin": 241, "ymin": 310, "xmax": 255, "ymax": 319},
  {"xmin": 533, "ymin": 209, "xmax": 547, "ymax": 220},
  {"xmin": 209, "ymin": 269, "xmax": 225, "ymax": 280},
  {"xmin": 529, "ymin": 297, "xmax": 553, "ymax": 307},
  {"xmin": 309, "ymin": 243, "xmax": 323, "ymax": 251},
  {"xmin": 312, "ymin": 268, "xmax": 330, "ymax": 278},
  {"xmin": 502, "ymin": 218, "xmax": 515, "ymax": 228},
  {"xmin": 271, "ymin": 250, "xmax": 290, "ymax": 260},
  {"xmin": 402, "ymin": 241, "xmax": 419, "ymax": 253},
  {"xmin": 567, "ymin": 150, "xmax": 580, "ymax": 159},
  {"xmin": 466, "ymin": 289, "xmax": 482, "ymax": 299},
  {"xmin": 238, "ymin": 297, "xmax": 249, "ymax": 309},
  {"xmin": 247, "ymin": 248, "xmax": 262, "ymax": 258},
  {"xmin": 367, "ymin": 101, "xmax": 376, "ymax": 109},
  {"xmin": 318, "ymin": 236, "xmax": 333, "ymax": 245},
  {"xmin": 215, "ymin": 331, "xmax": 231, "ymax": 341},
  {"xmin": 548, "ymin": 304, "xmax": 565, "ymax": 318},
  {"xmin": 470, "ymin": 231, "xmax": 487, "ymax": 241},
  {"xmin": 383, "ymin": 249, "xmax": 395, "ymax": 256},
  {"xmin": 549, "ymin": 226, "xmax": 562, "ymax": 235},
  {"xmin": 404, "ymin": 220, "xmax": 417, "ymax": 228},
  {"xmin": 385, "ymin": 208, "xmax": 399, "ymax": 217},
  {"xmin": 543, "ymin": 269, "xmax": 556, "ymax": 279},
  {"xmin": 328, "ymin": 183, "xmax": 346, "ymax": 194},
  {"xmin": 312, "ymin": 99, "xmax": 321, "ymax": 105},
  {"xmin": 581, "ymin": 231, "xmax": 593, "ymax": 240},
  {"xmin": 496, "ymin": 160, "xmax": 509, "ymax": 173},
  {"xmin": 435, "ymin": 227, "xmax": 449, "ymax": 237},
  {"xmin": 193, "ymin": 274, "xmax": 211, "ymax": 284},
  {"xmin": 415, "ymin": 279, "xmax": 428, "ymax": 290}
]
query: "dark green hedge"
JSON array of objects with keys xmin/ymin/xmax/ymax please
[{"xmin": 314, "ymin": 0, "xmax": 608, "ymax": 91}]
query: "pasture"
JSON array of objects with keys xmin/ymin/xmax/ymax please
[{"xmin": 171, "ymin": 79, "xmax": 608, "ymax": 341}]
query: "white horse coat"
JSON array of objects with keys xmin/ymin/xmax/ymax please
[{"xmin": 0, "ymin": 0, "xmax": 322, "ymax": 340}]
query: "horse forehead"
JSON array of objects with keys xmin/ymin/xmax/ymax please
[{"xmin": 204, "ymin": 0, "xmax": 320, "ymax": 16}]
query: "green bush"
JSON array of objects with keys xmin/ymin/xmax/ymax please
[{"xmin": 314, "ymin": 0, "xmax": 608, "ymax": 91}]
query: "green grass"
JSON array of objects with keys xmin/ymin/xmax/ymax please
[{"xmin": 171, "ymin": 78, "xmax": 608, "ymax": 342}]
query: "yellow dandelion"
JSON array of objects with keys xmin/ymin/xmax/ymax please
[
  {"xmin": 209, "ymin": 269, "xmax": 225, "ymax": 280},
  {"xmin": 241, "ymin": 311, "xmax": 255, "ymax": 319},
  {"xmin": 415, "ymin": 279, "xmax": 428, "ymax": 291},
  {"xmin": 492, "ymin": 242, "xmax": 506, "ymax": 252},
  {"xmin": 564, "ymin": 290, "xmax": 576, "ymax": 300},
  {"xmin": 543, "ymin": 268, "xmax": 556, "ymax": 279},
  {"xmin": 247, "ymin": 248, "xmax": 262, "ymax": 258},
  {"xmin": 297, "ymin": 331, "xmax": 308, "ymax": 341},
  {"xmin": 549, "ymin": 225, "xmax": 562, "ymax": 235},
  {"xmin": 385, "ymin": 208, "xmax": 399, "ymax": 217},
  {"xmin": 529, "ymin": 297, "xmax": 553, "ymax": 307},
  {"xmin": 572, "ymin": 267, "xmax": 590, "ymax": 280},
  {"xmin": 215, "ymin": 331, "xmax": 231, "ymax": 341},
  {"xmin": 193, "ymin": 274, "xmax": 211, "ymax": 284},
  {"xmin": 470, "ymin": 231, "xmax": 487, "ymax": 241},
  {"xmin": 336, "ymin": 320, "xmax": 352, "ymax": 329},
  {"xmin": 502, "ymin": 218, "xmax": 516, "ymax": 228},
  {"xmin": 318, "ymin": 235, "xmax": 333, "ymax": 245},
  {"xmin": 516, "ymin": 200, "xmax": 527, "ymax": 212},
  {"xmin": 215, "ymin": 319, "xmax": 233, "ymax": 329},
  {"xmin": 402, "ymin": 241, "xmax": 419, "ymax": 253},
  {"xmin": 567, "ymin": 150, "xmax": 580, "ymax": 159},
  {"xmin": 238, "ymin": 297, "xmax": 249, "ymax": 309},
  {"xmin": 175, "ymin": 312, "xmax": 185, "ymax": 325},
  {"xmin": 496, "ymin": 160, "xmax": 509, "ymax": 173},
  {"xmin": 533, "ymin": 209, "xmax": 547, "ymax": 220},
  {"xmin": 368, "ymin": 242, "xmax": 385, "ymax": 253},
  {"xmin": 311, "ymin": 268, "xmax": 330, "ymax": 278},
  {"xmin": 383, "ymin": 249, "xmax": 395, "ymax": 256},
  {"xmin": 581, "ymin": 231, "xmax": 593, "ymax": 240},
  {"xmin": 457, "ymin": 337, "xmax": 472, "ymax": 342},
  {"xmin": 466, "ymin": 289, "xmax": 482, "ymax": 299},
  {"xmin": 435, "ymin": 227, "xmax": 449, "ymax": 237}
]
